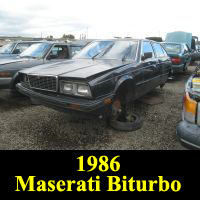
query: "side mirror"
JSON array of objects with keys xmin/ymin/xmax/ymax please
[{"xmin": 141, "ymin": 52, "xmax": 153, "ymax": 61}]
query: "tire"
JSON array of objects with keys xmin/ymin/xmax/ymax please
[
  {"xmin": 109, "ymin": 113, "xmax": 143, "ymax": 132},
  {"xmin": 9, "ymin": 89, "xmax": 23, "ymax": 97}
]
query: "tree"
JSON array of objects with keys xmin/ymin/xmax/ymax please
[
  {"xmin": 46, "ymin": 35, "xmax": 53, "ymax": 40},
  {"xmin": 62, "ymin": 34, "xmax": 75, "ymax": 40}
]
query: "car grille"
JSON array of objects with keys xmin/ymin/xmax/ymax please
[{"xmin": 28, "ymin": 75, "xmax": 57, "ymax": 92}]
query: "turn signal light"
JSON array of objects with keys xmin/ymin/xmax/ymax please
[{"xmin": 183, "ymin": 92, "xmax": 197, "ymax": 123}]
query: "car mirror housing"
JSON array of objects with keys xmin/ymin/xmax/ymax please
[{"xmin": 142, "ymin": 52, "xmax": 153, "ymax": 61}]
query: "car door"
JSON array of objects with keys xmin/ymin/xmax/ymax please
[
  {"xmin": 152, "ymin": 42, "xmax": 169, "ymax": 85},
  {"xmin": 139, "ymin": 41, "xmax": 160, "ymax": 94}
]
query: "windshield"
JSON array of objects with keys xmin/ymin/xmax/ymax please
[
  {"xmin": 0, "ymin": 42, "xmax": 16, "ymax": 54},
  {"xmin": 74, "ymin": 40, "xmax": 138, "ymax": 60},
  {"xmin": 20, "ymin": 43, "xmax": 51, "ymax": 58},
  {"xmin": 162, "ymin": 43, "xmax": 182, "ymax": 54}
]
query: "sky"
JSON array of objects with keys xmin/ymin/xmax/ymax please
[{"xmin": 0, "ymin": 0, "xmax": 199, "ymax": 40}]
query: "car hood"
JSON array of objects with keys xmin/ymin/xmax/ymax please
[
  {"xmin": 23, "ymin": 59, "xmax": 132, "ymax": 79},
  {"xmin": 0, "ymin": 54, "xmax": 18, "ymax": 59},
  {"xmin": 0, "ymin": 57, "xmax": 28, "ymax": 65},
  {"xmin": 0, "ymin": 57, "xmax": 45, "ymax": 71}
]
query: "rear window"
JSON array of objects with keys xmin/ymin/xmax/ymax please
[
  {"xmin": 152, "ymin": 43, "xmax": 166, "ymax": 57},
  {"xmin": 162, "ymin": 43, "xmax": 181, "ymax": 54}
]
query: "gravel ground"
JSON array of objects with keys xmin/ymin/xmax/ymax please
[{"xmin": 0, "ymin": 67, "xmax": 195, "ymax": 150}]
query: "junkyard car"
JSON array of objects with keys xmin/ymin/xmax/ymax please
[
  {"xmin": 161, "ymin": 42, "xmax": 191, "ymax": 73},
  {"xmin": 176, "ymin": 68, "xmax": 200, "ymax": 149},
  {"xmin": 0, "ymin": 41, "xmax": 42, "ymax": 58},
  {"xmin": 17, "ymin": 39, "xmax": 171, "ymax": 126},
  {"xmin": 0, "ymin": 41, "xmax": 83, "ymax": 92}
]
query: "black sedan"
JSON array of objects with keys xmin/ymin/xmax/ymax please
[
  {"xmin": 0, "ymin": 41, "xmax": 83, "ymax": 92},
  {"xmin": 17, "ymin": 39, "xmax": 171, "ymax": 129}
]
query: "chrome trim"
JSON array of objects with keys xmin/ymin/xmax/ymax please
[
  {"xmin": 179, "ymin": 138, "xmax": 200, "ymax": 149},
  {"xmin": 134, "ymin": 40, "xmax": 140, "ymax": 61},
  {"xmin": 60, "ymin": 80, "xmax": 92, "ymax": 97}
]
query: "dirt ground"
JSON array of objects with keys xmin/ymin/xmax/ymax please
[{"xmin": 0, "ymin": 67, "xmax": 195, "ymax": 150}]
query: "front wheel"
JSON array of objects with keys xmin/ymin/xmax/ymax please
[{"xmin": 109, "ymin": 99, "xmax": 143, "ymax": 132}]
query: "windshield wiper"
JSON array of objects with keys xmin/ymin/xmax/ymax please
[
  {"xmin": 91, "ymin": 43, "xmax": 114, "ymax": 59},
  {"xmin": 91, "ymin": 51, "xmax": 102, "ymax": 59},
  {"xmin": 20, "ymin": 55, "xmax": 37, "ymax": 59}
]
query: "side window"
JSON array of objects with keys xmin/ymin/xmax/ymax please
[
  {"xmin": 142, "ymin": 42, "xmax": 154, "ymax": 56},
  {"xmin": 48, "ymin": 45, "xmax": 69, "ymax": 59},
  {"xmin": 152, "ymin": 43, "xmax": 166, "ymax": 58},
  {"xmin": 71, "ymin": 46, "xmax": 82, "ymax": 56},
  {"xmin": 13, "ymin": 43, "xmax": 30, "ymax": 54}
]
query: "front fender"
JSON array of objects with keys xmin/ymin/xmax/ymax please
[
  {"xmin": 9, "ymin": 72, "xmax": 19, "ymax": 89},
  {"xmin": 114, "ymin": 75, "xmax": 134, "ymax": 93}
]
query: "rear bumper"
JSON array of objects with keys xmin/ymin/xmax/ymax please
[
  {"xmin": 16, "ymin": 83, "xmax": 114, "ymax": 116},
  {"xmin": 176, "ymin": 120, "xmax": 200, "ymax": 149},
  {"xmin": 0, "ymin": 78, "xmax": 12, "ymax": 89},
  {"xmin": 171, "ymin": 64, "xmax": 185, "ymax": 73}
]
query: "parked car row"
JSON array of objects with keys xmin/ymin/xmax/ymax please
[{"xmin": 0, "ymin": 36, "xmax": 200, "ymax": 149}]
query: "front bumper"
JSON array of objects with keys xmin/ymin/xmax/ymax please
[
  {"xmin": 16, "ymin": 83, "xmax": 114, "ymax": 116},
  {"xmin": 0, "ymin": 78, "xmax": 12, "ymax": 89},
  {"xmin": 176, "ymin": 120, "xmax": 200, "ymax": 149}
]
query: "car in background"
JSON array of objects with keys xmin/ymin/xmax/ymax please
[
  {"xmin": 161, "ymin": 42, "xmax": 191, "ymax": 73},
  {"xmin": 196, "ymin": 45, "xmax": 200, "ymax": 52},
  {"xmin": 16, "ymin": 39, "xmax": 171, "ymax": 130},
  {"xmin": 176, "ymin": 68, "xmax": 200, "ymax": 149},
  {"xmin": 0, "ymin": 41, "xmax": 42, "ymax": 58},
  {"xmin": 145, "ymin": 37, "xmax": 163, "ymax": 42},
  {"xmin": 0, "ymin": 41, "xmax": 82, "ymax": 92},
  {"xmin": 165, "ymin": 31, "xmax": 195, "ymax": 52}
]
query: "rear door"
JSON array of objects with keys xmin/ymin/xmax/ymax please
[
  {"xmin": 152, "ymin": 42, "xmax": 170, "ymax": 84},
  {"xmin": 140, "ymin": 41, "xmax": 160, "ymax": 92}
]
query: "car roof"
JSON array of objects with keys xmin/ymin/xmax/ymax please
[
  {"xmin": 161, "ymin": 42, "xmax": 183, "ymax": 45},
  {"xmin": 11, "ymin": 40, "xmax": 69, "ymax": 45}
]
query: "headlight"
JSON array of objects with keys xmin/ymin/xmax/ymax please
[
  {"xmin": 60, "ymin": 81, "xmax": 91, "ymax": 97},
  {"xmin": 62, "ymin": 83, "xmax": 73, "ymax": 94},
  {"xmin": 77, "ymin": 84, "xmax": 91, "ymax": 96}
]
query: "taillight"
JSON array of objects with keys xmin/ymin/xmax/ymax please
[
  {"xmin": 171, "ymin": 57, "xmax": 181, "ymax": 64},
  {"xmin": 183, "ymin": 92, "xmax": 197, "ymax": 123}
]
